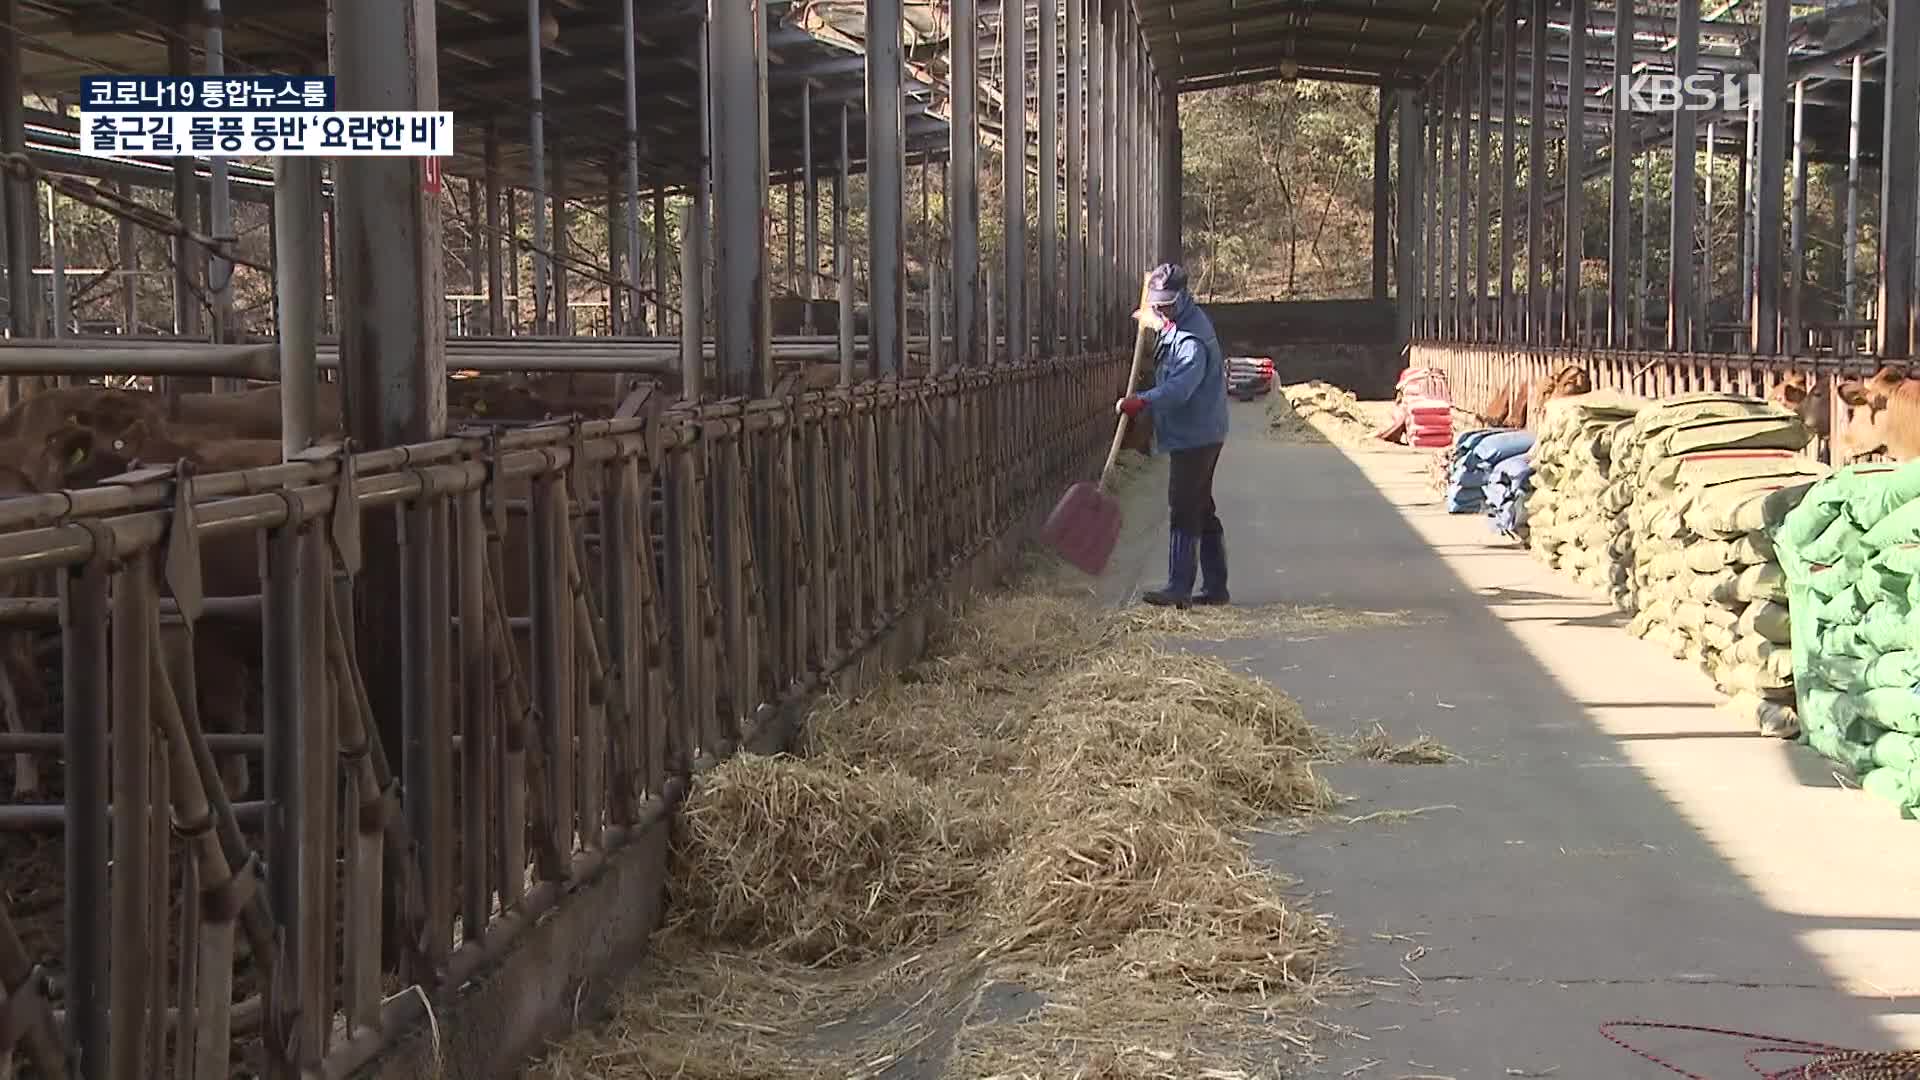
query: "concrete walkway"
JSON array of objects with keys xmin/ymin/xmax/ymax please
[{"xmin": 1109, "ymin": 401, "xmax": 1920, "ymax": 1079}]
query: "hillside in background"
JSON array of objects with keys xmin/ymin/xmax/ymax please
[{"xmin": 1179, "ymin": 80, "xmax": 1381, "ymax": 303}]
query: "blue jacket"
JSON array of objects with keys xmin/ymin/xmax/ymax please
[{"xmin": 1139, "ymin": 292, "xmax": 1229, "ymax": 452}]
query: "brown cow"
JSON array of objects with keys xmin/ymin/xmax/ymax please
[
  {"xmin": 1527, "ymin": 364, "xmax": 1592, "ymax": 426},
  {"xmin": 1834, "ymin": 366, "xmax": 1920, "ymax": 462},
  {"xmin": 4, "ymin": 420, "xmax": 283, "ymax": 797},
  {"xmin": 1476, "ymin": 377, "xmax": 1531, "ymax": 429},
  {"xmin": 172, "ymin": 380, "xmax": 344, "ymax": 439},
  {"xmin": 1766, "ymin": 371, "xmax": 1831, "ymax": 440},
  {"xmin": 0, "ymin": 385, "xmax": 166, "ymax": 446},
  {"xmin": 0, "ymin": 422, "xmax": 120, "ymax": 795}
]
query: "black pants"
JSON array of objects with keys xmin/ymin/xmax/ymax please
[{"xmin": 1167, "ymin": 443, "xmax": 1224, "ymax": 536}]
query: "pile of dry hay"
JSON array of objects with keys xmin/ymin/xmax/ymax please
[
  {"xmin": 536, "ymin": 584, "xmax": 1345, "ymax": 1080},
  {"xmin": 1266, "ymin": 381, "xmax": 1378, "ymax": 447}
]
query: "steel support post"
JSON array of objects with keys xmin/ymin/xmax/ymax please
[
  {"xmin": 1880, "ymin": 0, "xmax": 1919, "ymax": 360},
  {"xmin": 1121, "ymin": 31, "xmax": 1136, "ymax": 286},
  {"xmin": 275, "ymin": 156, "xmax": 323, "ymax": 455},
  {"xmin": 1527, "ymin": 0, "xmax": 1547, "ymax": 343},
  {"xmin": 1117, "ymin": 27, "xmax": 1130, "ymax": 294},
  {"xmin": 1562, "ymin": 0, "xmax": 1586, "ymax": 346},
  {"xmin": 1120, "ymin": 24, "xmax": 1135, "ymax": 292},
  {"xmin": 679, "ymin": 201, "xmax": 703, "ymax": 397},
  {"xmin": 1109, "ymin": 0, "xmax": 1123, "ymax": 337},
  {"xmin": 48, "ymin": 188, "xmax": 65, "ymax": 342},
  {"xmin": 1396, "ymin": 90, "xmax": 1420, "ymax": 343},
  {"xmin": 952, "ymin": 0, "xmax": 979, "ymax": 363},
  {"xmin": 1843, "ymin": 56, "xmax": 1858, "ymax": 353},
  {"xmin": 1161, "ymin": 86, "xmax": 1180, "ymax": 268},
  {"xmin": 868, "ymin": 0, "xmax": 906, "ymax": 376},
  {"xmin": 1607, "ymin": 0, "xmax": 1632, "ymax": 348},
  {"xmin": 1667, "ymin": 0, "xmax": 1698, "ymax": 351},
  {"xmin": 1143, "ymin": 73, "xmax": 1152, "ymax": 271},
  {"xmin": 1499, "ymin": 0, "xmax": 1517, "ymax": 339},
  {"xmin": 1451, "ymin": 52, "xmax": 1466, "ymax": 338},
  {"xmin": 329, "ymin": 0, "xmax": 447, "ymax": 966},
  {"xmin": 205, "ymin": 0, "xmax": 235, "ymax": 348},
  {"xmin": 552, "ymin": 150, "xmax": 570, "ymax": 335},
  {"xmin": 653, "ymin": 188, "xmax": 668, "ymax": 334},
  {"xmin": 1039, "ymin": 0, "xmax": 1058, "ymax": 355},
  {"xmin": 1, "ymin": 0, "xmax": 34, "ymax": 342},
  {"xmin": 785, "ymin": 181, "xmax": 796, "ymax": 298},
  {"xmin": 528, "ymin": 0, "xmax": 551, "ymax": 335},
  {"xmin": 695, "ymin": 21, "xmax": 712, "ymax": 339},
  {"xmin": 1426, "ymin": 97, "xmax": 1439, "ymax": 337},
  {"xmin": 1789, "ymin": 79, "xmax": 1806, "ymax": 354},
  {"xmin": 607, "ymin": 170, "xmax": 624, "ymax": 334},
  {"xmin": 484, "ymin": 124, "xmax": 504, "ymax": 334},
  {"xmin": 1703, "ymin": 125, "xmax": 1715, "ymax": 343},
  {"xmin": 1440, "ymin": 64, "xmax": 1455, "ymax": 340},
  {"xmin": 621, "ymin": 0, "xmax": 642, "ymax": 337},
  {"xmin": 1475, "ymin": 13, "xmax": 1491, "ymax": 338},
  {"xmin": 1004, "ymin": 0, "xmax": 1027, "ymax": 364},
  {"xmin": 507, "ymin": 193, "xmax": 520, "ymax": 333},
  {"xmin": 1843, "ymin": 57, "xmax": 1862, "ymax": 355},
  {"xmin": 1103, "ymin": 4, "xmax": 1119, "ymax": 338},
  {"xmin": 1638, "ymin": 146, "xmax": 1650, "ymax": 347},
  {"xmin": 1751, "ymin": 0, "xmax": 1786, "ymax": 356},
  {"xmin": 1455, "ymin": 51, "xmax": 1470, "ymax": 340},
  {"xmin": 118, "ymin": 181, "xmax": 137, "ymax": 333},
  {"xmin": 1087, "ymin": 0, "xmax": 1104, "ymax": 345},
  {"xmin": 836, "ymin": 102, "xmax": 853, "ymax": 378},
  {"xmin": 1373, "ymin": 103, "xmax": 1390, "ymax": 301},
  {"xmin": 1739, "ymin": 101, "xmax": 1754, "ymax": 350},
  {"xmin": 713, "ymin": 0, "xmax": 771, "ymax": 394},
  {"xmin": 803, "ymin": 80, "xmax": 818, "ymax": 334},
  {"xmin": 1065, "ymin": 0, "xmax": 1084, "ymax": 349}
]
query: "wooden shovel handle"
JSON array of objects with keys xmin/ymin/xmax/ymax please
[{"xmin": 1098, "ymin": 272, "xmax": 1159, "ymax": 493}]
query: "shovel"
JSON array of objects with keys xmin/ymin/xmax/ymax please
[{"xmin": 1039, "ymin": 272, "xmax": 1158, "ymax": 576}]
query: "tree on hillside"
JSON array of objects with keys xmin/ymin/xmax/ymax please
[{"xmin": 1179, "ymin": 79, "xmax": 1379, "ymax": 301}]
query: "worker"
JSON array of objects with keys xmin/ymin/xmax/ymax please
[{"xmin": 1116, "ymin": 262, "xmax": 1230, "ymax": 608}]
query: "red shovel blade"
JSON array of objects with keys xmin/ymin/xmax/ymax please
[{"xmin": 1040, "ymin": 480, "xmax": 1123, "ymax": 577}]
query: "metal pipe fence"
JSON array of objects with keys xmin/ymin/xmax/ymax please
[
  {"xmin": 1415, "ymin": 339, "xmax": 1884, "ymax": 464},
  {"xmin": 0, "ymin": 350, "xmax": 1124, "ymax": 1079}
]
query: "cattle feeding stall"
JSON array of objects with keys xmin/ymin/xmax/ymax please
[{"xmin": 0, "ymin": 0, "xmax": 1180, "ymax": 1076}]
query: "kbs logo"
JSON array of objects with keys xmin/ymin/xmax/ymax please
[{"xmin": 1618, "ymin": 73, "xmax": 1764, "ymax": 113}]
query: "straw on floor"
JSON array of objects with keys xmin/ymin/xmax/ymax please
[{"xmin": 535, "ymin": 578, "xmax": 1351, "ymax": 1080}]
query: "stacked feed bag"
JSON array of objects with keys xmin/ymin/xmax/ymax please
[
  {"xmin": 1447, "ymin": 429, "xmax": 1534, "ymax": 514},
  {"xmin": 1525, "ymin": 392, "xmax": 1643, "ymax": 601},
  {"xmin": 1776, "ymin": 462, "xmax": 1920, "ymax": 817},
  {"xmin": 1398, "ymin": 366, "xmax": 1456, "ymax": 449},
  {"xmin": 1405, "ymin": 398, "xmax": 1454, "ymax": 449},
  {"xmin": 1624, "ymin": 450, "xmax": 1828, "ymax": 735},
  {"xmin": 1608, "ymin": 393, "xmax": 1812, "ymax": 613},
  {"xmin": 1484, "ymin": 454, "xmax": 1535, "ymax": 540}
]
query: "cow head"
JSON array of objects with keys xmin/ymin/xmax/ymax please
[
  {"xmin": 1543, "ymin": 364, "xmax": 1593, "ymax": 399},
  {"xmin": 0, "ymin": 422, "xmax": 126, "ymax": 492},
  {"xmin": 1832, "ymin": 366, "xmax": 1910, "ymax": 462},
  {"xmin": 1766, "ymin": 371, "xmax": 1831, "ymax": 438}
]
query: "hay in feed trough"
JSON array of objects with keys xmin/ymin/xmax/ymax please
[
  {"xmin": 663, "ymin": 753, "xmax": 1013, "ymax": 967},
  {"xmin": 538, "ymin": 583, "xmax": 1349, "ymax": 1079}
]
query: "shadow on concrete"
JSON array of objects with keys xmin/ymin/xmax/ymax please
[{"xmin": 1082, "ymin": 435, "xmax": 1920, "ymax": 1079}]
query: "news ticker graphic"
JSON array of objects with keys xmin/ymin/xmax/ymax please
[
  {"xmin": 74, "ymin": 75, "xmax": 452, "ymax": 159},
  {"xmin": 81, "ymin": 75, "xmax": 336, "ymax": 112}
]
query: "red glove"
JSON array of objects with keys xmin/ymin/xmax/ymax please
[{"xmin": 1117, "ymin": 396, "xmax": 1148, "ymax": 418}]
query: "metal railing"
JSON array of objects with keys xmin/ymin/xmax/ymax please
[
  {"xmin": 0, "ymin": 350, "xmax": 1124, "ymax": 1079},
  {"xmin": 1415, "ymin": 340, "xmax": 1884, "ymax": 462}
]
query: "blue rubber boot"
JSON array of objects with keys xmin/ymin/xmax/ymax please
[
  {"xmin": 1196, "ymin": 531, "xmax": 1230, "ymax": 606},
  {"xmin": 1143, "ymin": 529, "xmax": 1199, "ymax": 608}
]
